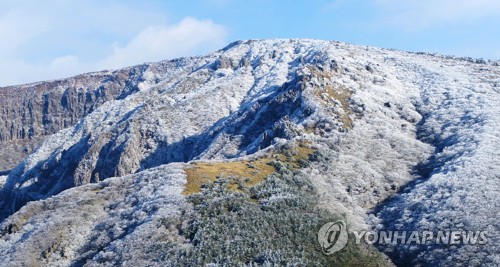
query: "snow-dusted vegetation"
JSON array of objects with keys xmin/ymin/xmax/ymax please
[{"xmin": 0, "ymin": 39, "xmax": 498, "ymax": 266}]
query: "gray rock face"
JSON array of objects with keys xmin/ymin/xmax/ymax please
[{"xmin": 0, "ymin": 65, "xmax": 149, "ymax": 171}]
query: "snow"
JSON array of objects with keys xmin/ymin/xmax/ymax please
[
  {"xmin": 0, "ymin": 163, "xmax": 187, "ymax": 266},
  {"xmin": 370, "ymin": 53, "xmax": 500, "ymax": 265},
  {"xmin": 0, "ymin": 39, "xmax": 498, "ymax": 266},
  {"xmin": 0, "ymin": 175, "xmax": 6, "ymax": 187}
]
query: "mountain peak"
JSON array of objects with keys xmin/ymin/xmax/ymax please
[{"xmin": 0, "ymin": 39, "xmax": 498, "ymax": 266}]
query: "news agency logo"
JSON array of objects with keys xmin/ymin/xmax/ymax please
[
  {"xmin": 352, "ymin": 230, "xmax": 488, "ymax": 246},
  {"xmin": 317, "ymin": 220, "xmax": 348, "ymax": 255},
  {"xmin": 318, "ymin": 220, "xmax": 489, "ymax": 255}
]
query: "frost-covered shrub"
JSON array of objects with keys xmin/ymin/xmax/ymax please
[{"xmin": 163, "ymin": 165, "xmax": 388, "ymax": 266}]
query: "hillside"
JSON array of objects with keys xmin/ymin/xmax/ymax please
[
  {"xmin": 0, "ymin": 65, "xmax": 154, "ymax": 172},
  {"xmin": 0, "ymin": 39, "xmax": 498, "ymax": 266}
]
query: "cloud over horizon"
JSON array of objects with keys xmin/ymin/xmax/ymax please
[
  {"xmin": 0, "ymin": 0, "xmax": 497, "ymax": 86},
  {"xmin": 99, "ymin": 17, "xmax": 227, "ymax": 70},
  {"xmin": 0, "ymin": 1, "xmax": 227, "ymax": 87}
]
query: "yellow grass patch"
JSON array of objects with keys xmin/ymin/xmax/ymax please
[
  {"xmin": 317, "ymin": 84, "xmax": 353, "ymax": 129},
  {"xmin": 273, "ymin": 143, "xmax": 315, "ymax": 170},
  {"xmin": 305, "ymin": 65, "xmax": 353, "ymax": 129},
  {"xmin": 183, "ymin": 158, "xmax": 275, "ymax": 195},
  {"xmin": 182, "ymin": 142, "xmax": 315, "ymax": 195}
]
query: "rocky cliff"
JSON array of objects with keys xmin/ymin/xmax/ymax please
[{"xmin": 0, "ymin": 64, "xmax": 160, "ymax": 171}]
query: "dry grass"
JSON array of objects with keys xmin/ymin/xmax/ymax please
[
  {"xmin": 306, "ymin": 65, "xmax": 353, "ymax": 129},
  {"xmin": 317, "ymin": 84, "xmax": 353, "ymax": 129},
  {"xmin": 183, "ymin": 158, "xmax": 275, "ymax": 195},
  {"xmin": 182, "ymin": 142, "xmax": 315, "ymax": 195},
  {"xmin": 273, "ymin": 143, "xmax": 315, "ymax": 170}
]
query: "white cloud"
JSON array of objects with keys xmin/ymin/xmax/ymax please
[
  {"xmin": 372, "ymin": 0, "xmax": 500, "ymax": 30},
  {"xmin": 0, "ymin": 1, "xmax": 227, "ymax": 86},
  {"xmin": 0, "ymin": 10, "xmax": 49, "ymax": 56},
  {"xmin": 99, "ymin": 17, "xmax": 227, "ymax": 69}
]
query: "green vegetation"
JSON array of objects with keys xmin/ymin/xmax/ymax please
[
  {"xmin": 180, "ymin": 174, "xmax": 331, "ymax": 266},
  {"xmin": 163, "ymin": 145, "xmax": 390, "ymax": 266}
]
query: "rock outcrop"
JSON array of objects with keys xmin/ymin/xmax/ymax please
[{"xmin": 0, "ymin": 65, "xmax": 156, "ymax": 171}]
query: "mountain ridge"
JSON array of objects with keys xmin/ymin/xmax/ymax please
[{"xmin": 0, "ymin": 39, "xmax": 498, "ymax": 266}]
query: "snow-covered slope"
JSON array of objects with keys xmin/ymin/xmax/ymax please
[
  {"xmin": 0, "ymin": 66, "xmax": 153, "ymax": 172},
  {"xmin": 0, "ymin": 39, "xmax": 498, "ymax": 266},
  {"xmin": 372, "ymin": 53, "xmax": 500, "ymax": 265}
]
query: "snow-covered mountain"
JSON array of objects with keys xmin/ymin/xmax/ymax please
[
  {"xmin": 0, "ymin": 39, "xmax": 498, "ymax": 266},
  {"xmin": 0, "ymin": 65, "xmax": 152, "ymax": 172}
]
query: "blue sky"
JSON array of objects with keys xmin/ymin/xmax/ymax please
[{"xmin": 1, "ymin": 0, "xmax": 499, "ymax": 86}]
